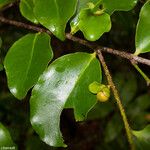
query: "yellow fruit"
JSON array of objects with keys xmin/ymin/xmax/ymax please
[{"xmin": 96, "ymin": 86, "xmax": 110, "ymax": 102}]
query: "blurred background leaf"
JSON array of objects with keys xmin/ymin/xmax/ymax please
[{"xmin": 132, "ymin": 124, "xmax": 150, "ymax": 150}]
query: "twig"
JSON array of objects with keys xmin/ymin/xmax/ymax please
[
  {"xmin": 96, "ymin": 49, "xmax": 135, "ymax": 150},
  {"xmin": 133, "ymin": 64, "xmax": 150, "ymax": 86},
  {"xmin": 0, "ymin": 16, "xmax": 150, "ymax": 66},
  {"xmin": 0, "ymin": 16, "xmax": 50, "ymax": 34}
]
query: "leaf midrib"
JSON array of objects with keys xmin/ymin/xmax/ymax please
[
  {"xmin": 65, "ymin": 54, "xmax": 96, "ymax": 108},
  {"xmin": 21, "ymin": 33, "xmax": 38, "ymax": 95},
  {"xmin": 54, "ymin": 0, "xmax": 60, "ymax": 21}
]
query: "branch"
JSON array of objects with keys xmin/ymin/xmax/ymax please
[
  {"xmin": 66, "ymin": 34, "xmax": 150, "ymax": 66},
  {"xmin": 133, "ymin": 64, "xmax": 150, "ymax": 85},
  {"xmin": 0, "ymin": 16, "xmax": 51, "ymax": 34},
  {"xmin": 0, "ymin": 16, "xmax": 150, "ymax": 66},
  {"xmin": 97, "ymin": 50, "xmax": 135, "ymax": 150}
]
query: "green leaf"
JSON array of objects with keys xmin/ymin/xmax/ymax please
[
  {"xmin": 34, "ymin": 0, "xmax": 77, "ymax": 40},
  {"xmin": 30, "ymin": 52, "xmax": 101, "ymax": 147},
  {"xmin": 70, "ymin": 0, "xmax": 100, "ymax": 33},
  {"xmin": 78, "ymin": 9, "xmax": 111, "ymax": 41},
  {"xmin": 0, "ymin": 123, "xmax": 17, "ymax": 149},
  {"xmin": 132, "ymin": 124, "xmax": 150, "ymax": 150},
  {"xmin": 103, "ymin": 0, "xmax": 138, "ymax": 14},
  {"xmin": 135, "ymin": 1, "xmax": 150, "ymax": 55},
  {"xmin": 0, "ymin": 0, "xmax": 15, "ymax": 9},
  {"xmin": 20, "ymin": 0, "xmax": 38, "ymax": 24},
  {"xmin": 77, "ymin": 0, "xmax": 100, "ymax": 12},
  {"xmin": 4, "ymin": 33, "xmax": 53, "ymax": 99}
]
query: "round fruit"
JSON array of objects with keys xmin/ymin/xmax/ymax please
[{"xmin": 96, "ymin": 86, "xmax": 110, "ymax": 102}]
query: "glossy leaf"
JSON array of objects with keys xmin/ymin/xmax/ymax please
[
  {"xmin": 77, "ymin": 0, "xmax": 100, "ymax": 12},
  {"xmin": 0, "ymin": 123, "xmax": 17, "ymax": 148},
  {"xmin": 70, "ymin": 0, "xmax": 100, "ymax": 33},
  {"xmin": 30, "ymin": 52, "xmax": 101, "ymax": 147},
  {"xmin": 4, "ymin": 33, "xmax": 53, "ymax": 99},
  {"xmin": 20, "ymin": 0, "xmax": 38, "ymax": 24},
  {"xmin": 132, "ymin": 125, "xmax": 150, "ymax": 150},
  {"xmin": 78, "ymin": 9, "xmax": 111, "ymax": 41},
  {"xmin": 103, "ymin": 0, "xmax": 138, "ymax": 14},
  {"xmin": 34, "ymin": 0, "xmax": 77, "ymax": 40},
  {"xmin": 135, "ymin": 1, "xmax": 150, "ymax": 55},
  {"xmin": 0, "ymin": 0, "xmax": 15, "ymax": 9}
]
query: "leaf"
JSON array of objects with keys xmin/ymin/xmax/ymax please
[
  {"xmin": 132, "ymin": 124, "xmax": 150, "ymax": 150},
  {"xmin": 34, "ymin": 0, "xmax": 77, "ymax": 40},
  {"xmin": 0, "ymin": 123, "xmax": 17, "ymax": 149},
  {"xmin": 20, "ymin": 0, "xmax": 38, "ymax": 24},
  {"xmin": 30, "ymin": 52, "xmax": 101, "ymax": 147},
  {"xmin": 70, "ymin": 0, "xmax": 100, "ymax": 33},
  {"xmin": 103, "ymin": 0, "xmax": 138, "ymax": 14},
  {"xmin": 135, "ymin": 1, "xmax": 150, "ymax": 55},
  {"xmin": 71, "ymin": 0, "xmax": 137, "ymax": 35},
  {"xmin": 76, "ymin": 0, "xmax": 100, "ymax": 12},
  {"xmin": 0, "ymin": 0, "xmax": 15, "ymax": 9},
  {"xmin": 78, "ymin": 9, "xmax": 111, "ymax": 41},
  {"xmin": 4, "ymin": 33, "xmax": 53, "ymax": 99}
]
